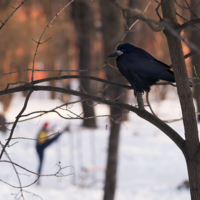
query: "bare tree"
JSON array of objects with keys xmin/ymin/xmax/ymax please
[
  {"xmin": 161, "ymin": 1, "xmax": 200, "ymax": 199},
  {"xmin": 100, "ymin": 1, "xmax": 125, "ymax": 200},
  {"xmin": 72, "ymin": 0, "xmax": 96, "ymax": 128}
]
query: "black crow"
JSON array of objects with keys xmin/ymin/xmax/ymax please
[{"xmin": 108, "ymin": 43, "xmax": 175, "ymax": 95}]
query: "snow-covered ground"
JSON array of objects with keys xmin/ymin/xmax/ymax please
[{"xmin": 0, "ymin": 84, "xmax": 192, "ymax": 200}]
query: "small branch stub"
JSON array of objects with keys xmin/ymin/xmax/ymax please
[{"xmin": 136, "ymin": 92, "xmax": 144, "ymax": 109}]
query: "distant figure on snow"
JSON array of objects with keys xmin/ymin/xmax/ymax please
[{"xmin": 36, "ymin": 122, "xmax": 69, "ymax": 178}]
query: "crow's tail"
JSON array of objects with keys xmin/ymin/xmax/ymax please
[{"xmin": 160, "ymin": 70, "xmax": 175, "ymax": 82}]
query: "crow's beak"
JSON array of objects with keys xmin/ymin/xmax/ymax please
[{"xmin": 108, "ymin": 50, "xmax": 123, "ymax": 58}]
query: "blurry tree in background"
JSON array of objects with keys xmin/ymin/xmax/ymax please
[
  {"xmin": 0, "ymin": 0, "xmax": 75, "ymax": 109},
  {"xmin": 0, "ymin": 0, "xmax": 174, "ymax": 110},
  {"xmin": 41, "ymin": 0, "xmax": 58, "ymax": 99},
  {"xmin": 72, "ymin": 0, "xmax": 96, "ymax": 128},
  {"xmin": 100, "ymin": 1, "xmax": 124, "ymax": 199}
]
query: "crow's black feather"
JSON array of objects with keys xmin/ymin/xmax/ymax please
[{"xmin": 108, "ymin": 43, "xmax": 175, "ymax": 95}]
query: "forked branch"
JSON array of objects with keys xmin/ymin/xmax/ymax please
[{"xmin": 0, "ymin": 84, "xmax": 185, "ymax": 152}]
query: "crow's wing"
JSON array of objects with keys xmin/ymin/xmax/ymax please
[
  {"xmin": 118, "ymin": 49, "xmax": 172, "ymax": 80},
  {"xmin": 117, "ymin": 54, "xmax": 175, "ymax": 82},
  {"xmin": 117, "ymin": 61, "xmax": 159, "ymax": 93},
  {"xmin": 134, "ymin": 47, "xmax": 171, "ymax": 68}
]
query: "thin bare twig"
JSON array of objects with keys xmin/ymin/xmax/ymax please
[
  {"xmin": 33, "ymin": 75, "xmax": 133, "ymax": 90},
  {"xmin": 116, "ymin": 0, "xmax": 154, "ymax": 46},
  {"xmin": 12, "ymin": 99, "xmax": 84, "ymax": 123},
  {"xmin": 0, "ymin": 84, "xmax": 185, "ymax": 150},
  {"xmin": 111, "ymin": 0, "xmax": 200, "ymax": 55},
  {"xmin": 21, "ymin": 190, "xmax": 43, "ymax": 200},
  {"xmin": 155, "ymin": 2, "xmax": 162, "ymax": 20},
  {"xmin": 0, "ymin": 0, "xmax": 28, "ymax": 30},
  {"xmin": 31, "ymin": 160, "xmax": 74, "ymax": 177},
  {"xmin": 111, "ymin": 0, "xmax": 163, "ymax": 32},
  {"xmin": 0, "ymin": 143, "xmax": 25, "ymax": 200},
  {"xmin": 0, "ymin": 160, "xmax": 74, "ymax": 188},
  {"xmin": 31, "ymin": 0, "xmax": 74, "ymax": 81},
  {"xmin": 0, "ymin": 63, "xmax": 107, "ymax": 77},
  {"xmin": 178, "ymin": 18, "xmax": 200, "ymax": 32},
  {"xmin": 9, "ymin": 131, "xmax": 60, "ymax": 141},
  {"xmin": 0, "ymin": 90, "xmax": 33, "ymax": 159},
  {"xmin": 184, "ymin": 0, "xmax": 198, "ymax": 19},
  {"xmin": 31, "ymin": 75, "xmax": 175, "ymax": 90},
  {"xmin": 146, "ymin": 92, "xmax": 157, "ymax": 116},
  {"xmin": 174, "ymin": 0, "xmax": 190, "ymax": 9}
]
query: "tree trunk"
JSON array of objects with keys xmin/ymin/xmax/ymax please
[
  {"xmin": 161, "ymin": 0, "xmax": 199, "ymax": 154},
  {"xmin": 72, "ymin": 0, "xmax": 96, "ymax": 128},
  {"xmin": 125, "ymin": 0, "xmax": 139, "ymax": 43},
  {"xmin": 161, "ymin": 1, "xmax": 200, "ymax": 199},
  {"xmin": 103, "ymin": 106, "xmax": 121, "ymax": 200},
  {"xmin": 41, "ymin": 0, "xmax": 56, "ymax": 99},
  {"xmin": 186, "ymin": 160, "xmax": 200, "ymax": 199},
  {"xmin": 0, "ymin": 49, "xmax": 12, "ymax": 112},
  {"xmin": 100, "ymin": 1, "xmax": 125, "ymax": 200},
  {"xmin": 122, "ymin": 0, "xmax": 139, "ymax": 121}
]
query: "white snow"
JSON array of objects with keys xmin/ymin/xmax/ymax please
[{"xmin": 0, "ymin": 83, "xmax": 192, "ymax": 200}]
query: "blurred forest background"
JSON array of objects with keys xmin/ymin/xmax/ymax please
[
  {"xmin": 1, "ymin": 1, "xmax": 200, "ymax": 199},
  {"xmin": 0, "ymin": 0, "xmax": 193, "ymax": 113}
]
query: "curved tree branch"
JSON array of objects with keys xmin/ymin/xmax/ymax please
[
  {"xmin": 161, "ymin": 0, "xmax": 199, "ymax": 157},
  {"xmin": 31, "ymin": 0, "xmax": 74, "ymax": 81},
  {"xmin": 0, "ymin": 84, "xmax": 185, "ymax": 151},
  {"xmin": 1, "ymin": 143, "xmax": 25, "ymax": 200},
  {"xmin": 31, "ymin": 75, "xmax": 132, "ymax": 90},
  {"xmin": 0, "ymin": 0, "xmax": 28, "ymax": 30},
  {"xmin": 110, "ymin": 0, "xmax": 163, "ymax": 32},
  {"xmin": 178, "ymin": 18, "xmax": 200, "ymax": 32},
  {"xmin": 0, "ymin": 90, "xmax": 33, "ymax": 159},
  {"xmin": 5, "ymin": 75, "xmax": 177, "ymax": 91}
]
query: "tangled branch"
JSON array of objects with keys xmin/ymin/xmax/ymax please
[{"xmin": 0, "ymin": 0, "xmax": 28, "ymax": 30}]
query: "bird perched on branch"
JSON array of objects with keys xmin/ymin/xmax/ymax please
[{"xmin": 108, "ymin": 43, "xmax": 175, "ymax": 96}]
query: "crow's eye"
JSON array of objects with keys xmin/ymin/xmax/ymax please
[{"xmin": 120, "ymin": 48, "xmax": 127, "ymax": 53}]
